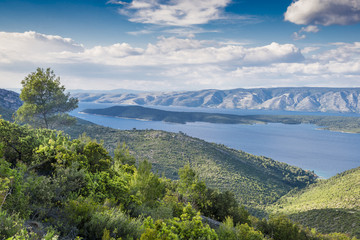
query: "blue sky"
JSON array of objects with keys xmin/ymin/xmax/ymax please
[{"xmin": 1, "ymin": 0, "xmax": 360, "ymax": 91}]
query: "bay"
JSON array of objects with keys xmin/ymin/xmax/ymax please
[{"xmin": 70, "ymin": 102, "xmax": 360, "ymax": 178}]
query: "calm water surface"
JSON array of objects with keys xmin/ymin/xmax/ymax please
[{"xmin": 70, "ymin": 103, "xmax": 360, "ymax": 178}]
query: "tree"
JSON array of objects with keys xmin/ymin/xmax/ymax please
[{"xmin": 15, "ymin": 68, "xmax": 78, "ymax": 129}]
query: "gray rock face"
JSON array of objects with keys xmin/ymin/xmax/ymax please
[
  {"xmin": 0, "ymin": 89, "xmax": 22, "ymax": 110},
  {"xmin": 72, "ymin": 87, "xmax": 360, "ymax": 113}
]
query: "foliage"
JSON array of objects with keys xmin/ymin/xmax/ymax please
[
  {"xmin": 0, "ymin": 119, "xmax": 357, "ymax": 240},
  {"xmin": 130, "ymin": 160, "xmax": 165, "ymax": 207},
  {"xmin": 177, "ymin": 164, "xmax": 250, "ymax": 225},
  {"xmin": 0, "ymin": 210, "xmax": 24, "ymax": 239},
  {"xmin": 0, "ymin": 160, "xmax": 30, "ymax": 219},
  {"xmin": 0, "ymin": 119, "xmax": 39, "ymax": 166},
  {"xmin": 217, "ymin": 217, "xmax": 265, "ymax": 240},
  {"xmin": 268, "ymin": 167, "xmax": 360, "ymax": 238},
  {"xmin": 141, "ymin": 204, "xmax": 218, "ymax": 240},
  {"xmin": 254, "ymin": 214, "xmax": 358, "ymax": 240},
  {"xmin": 15, "ymin": 67, "xmax": 78, "ymax": 129},
  {"xmin": 114, "ymin": 142, "xmax": 136, "ymax": 166},
  {"xmin": 58, "ymin": 121, "xmax": 317, "ymax": 212}
]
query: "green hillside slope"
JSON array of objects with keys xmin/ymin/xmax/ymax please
[
  {"xmin": 60, "ymin": 120, "xmax": 317, "ymax": 211},
  {"xmin": 268, "ymin": 167, "xmax": 360, "ymax": 237}
]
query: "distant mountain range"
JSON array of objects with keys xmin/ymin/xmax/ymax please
[{"xmin": 72, "ymin": 87, "xmax": 360, "ymax": 113}]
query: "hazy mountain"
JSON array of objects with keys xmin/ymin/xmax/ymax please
[
  {"xmin": 69, "ymin": 88, "xmax": 143, "ymax": 94},
  {"xmin": 72, "ymin": 87, "xmax": 360, "ymax": 113},
  {"xmin": 0, "ymin": 88, "xmax": 22, "ymax": 110}
]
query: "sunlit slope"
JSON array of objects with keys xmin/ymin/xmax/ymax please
[{"xmin": 269, "ymin": 167, "xmax": 360, "ymax": 237}]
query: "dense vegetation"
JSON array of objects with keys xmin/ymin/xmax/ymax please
[
  {"xmin": 0, "ymin": 118, "xmax": 357, "ymax": 239},
  {"xmin": 57, "ymin": 118, "xmax": 317, "ymax": 211},
  {"xmin": 83, "ymin": 105, "xmax": 360, "ymax": 133},
  {"xmin": 268, "ymin": 167, "xmax": 360, "ymax": 238}
]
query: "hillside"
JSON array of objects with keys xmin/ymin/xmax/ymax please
[
  {"xmin": 72, "ymin": 87, "xmax": 360, "ymax": 113},
  {"xmin": 0, "ymin": 88, "xmax": 22, "ymax": 110},
  {"xmin": 82, "ymin": 105, "xmax": 360, "ymax": 133},
  {"xmin": 268, "ymin": 167, "xmax": 360, "ymax": 237},
  {"xmin": 0, "ymin": 89, "xmax": 22, "ymax": 120},
  {"xmin": 1, "ymin": 118, "xmax": 353, "ymax": 240},
  {"xmin": 58, "ymin": 120, "xmax": 317, "ymax": 211}
]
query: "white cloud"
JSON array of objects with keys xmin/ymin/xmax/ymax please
[
  {"xmin": 106, "ymin": 0, "xmax": 128, "ymax": 5},
  {"xmin": 301, "ymin": 25, "xmax": 320, "ymax": 33},
  {"xmin": 115, "ymin": 0, "xmax": 230, "ymax": 26},
  {"xmin": 56, "ymin": 36, "xmax": 303, "ymax": 67},
  {"xmin": 313, "ymin": 42, "xmax": 360, "ymax": 62},
  {"xmin": 0, "ymin": 31, "xmax": 83, "ymax": 63},
  {"xmin": 292, "ymin": 25, "xmax": 320, "ymax": 40},
  {"xmin": 285, "ymin": 0, "xmax": 360, "ymax": 26},
  {"xmin": 163, "ymin": 27, "xmax": 219, "ymax": 37},
  {"xmin": 1, "ymin": 31, "xmax": 360, "ymax": 90},
  {"xmin": 292, "ymin": 32, "xmax": 306, "ymax": 41},
  {"xmin": 301, "ymin": 47, "xmax": 320, "ymax": 54},
  {"xmin": 230, "ymin": 42, "xmax": 360, "ymax": 88},
  {"xmin": 127, "ymin": 29, "xmax": 153, "ymax": 36}
]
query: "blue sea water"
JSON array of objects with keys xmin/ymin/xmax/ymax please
[{"xmin": 70, "ymin": 103, "xmax": 360, "ymax": 178}]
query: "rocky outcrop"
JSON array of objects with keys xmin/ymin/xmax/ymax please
[{"xmin": 72, "ymin": 87, "xmax": 360, "ymax": 113}]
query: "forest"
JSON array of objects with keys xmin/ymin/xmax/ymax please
[{"xmin": 0, "ymin": 118, "xmax": 358, "ymax": 240}]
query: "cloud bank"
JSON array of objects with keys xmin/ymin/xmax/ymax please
[
  {"xmin": 285, "ymin": 0, "xmax": 360, "ymax": 26},
  {"xmin": 1, "ymin": 31, "xmax": 360, "ymax": 90}
]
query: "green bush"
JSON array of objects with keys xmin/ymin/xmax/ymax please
[
  {"xmin": 0, "ymin": 211, "xmax": 24, "ymax": 239},
  {"xmin": 217, "ymin": 217, "xmax": 265, "ymax": 240}
]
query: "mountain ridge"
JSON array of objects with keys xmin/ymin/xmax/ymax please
[{"xmin": 72, "ymin": 87, "xmax": 360, "ymax": 113}]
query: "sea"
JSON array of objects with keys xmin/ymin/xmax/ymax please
[{"xmin": 70, "ymin": 102, "xmax": 360, "ymax": 179}]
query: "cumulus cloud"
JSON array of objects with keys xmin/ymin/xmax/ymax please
[
  {"xmin": 114, "ymin": 0, "xmax": 230, "ymax": 26},
  {"xmin": 0, "ymin": 31, "xmax": 303, "ymax": 68},
  {"xmin": 0, "ymin": 31, "xmax": 83, "ymax": 63},
  {"xmin": 230, "ymin": 42, "xmax": 360, "ymax": 88},
  {"xmin": 1, "ymin": 31, "xmax": 360, "ymax": 90},
  {"xmin": 285, "ymin": 0, "xmax": 360, "ymax": 26}
]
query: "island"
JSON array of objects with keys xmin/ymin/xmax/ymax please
[{"xmin": 82, "ymin": 105, "xmax": 360, "ymax": 133}]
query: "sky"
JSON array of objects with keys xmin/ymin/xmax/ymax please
[{"xmin": 1, "ymin": 0, "xmax": 360, "ymax": 91}]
